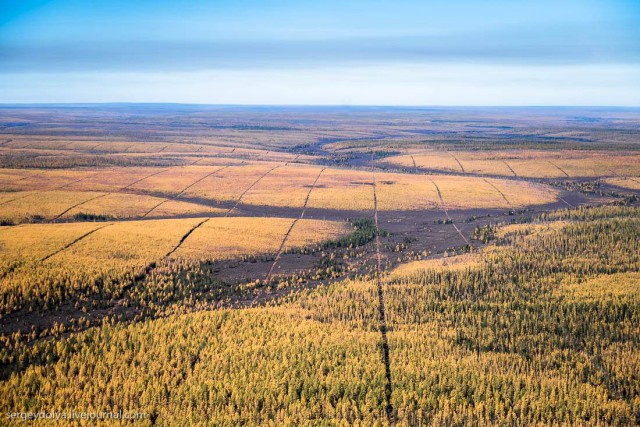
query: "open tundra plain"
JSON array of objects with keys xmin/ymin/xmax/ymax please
[{"xmin": 1, "ymin": 105, "xmax": 639, "ymax": 425}]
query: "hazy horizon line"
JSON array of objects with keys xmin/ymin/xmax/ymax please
[{"xmin": 1, "ymin": 102, "xmax": 639, "ymax": 109}]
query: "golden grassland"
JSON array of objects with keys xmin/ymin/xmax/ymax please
[
  {"xmin": 0, "ymin": 165, "xmax": 561, "ymax": 223},
  {"xmin": 547, "ymin": 153, "xmax": 640, "ymax": 177},
  {"xmin": 384, "ymin": 150, "xmax": 640, "ymax": 178},
  {"xmin": 178, "ymin": 163, "xmax": 281, "ymax": 204},
  {"xmin": 173, "ymin": 217, "xmax": 350, "ymax": 260},
  {"xmin": 494, "ymin": 221, "xmax": 570, "ymax": 240},
  {"xmin": 453, "ymin": 160, "xmax": 515, "ymax": 176},
  {"xmin": 604, "ymin": 177, "xmax": 640, "ymax": 191},
  {"xmin": 284, "ymin": 219, "xmax": 352, "ymax": 249},
  {"xmin": 0, "ymin": 191, "xmax": 109, "ymax": 220},
  {"xmin": 327, "ymin": 170, "xmax": 444, "ymax": 212},
  {"xmin": 1, "ymin": 138, "xmax": 211, "ymax": 154},
  {"xmin": 499, "ymin": 159, "xmax": 568, "ymax": 178},
  {"xmin": 142, "ymin": 199, "xmax": 225, "ymax": 218},
  {"xmin": 46, "ymin": 219, "xmax": 193, "ymax": 268},
  {"xmin": 436, "ymin": 176, "xmax": 510, "ymax": 208},
  {"xmin": 306, "ymin": 168, "xmax": 555, "ymax": 211},
  {"xmin": 305, "ymin": 168, "xmax": 376, "ymax": 211},
  {"xmin": 67, "ymin": 165, "xmax": 242, "ymax": 193},
  {"xmin": 374, "ymin": 173, "xmax": 441, "ymax": 211},
  {"xmin": 390, "ymin": 252, "xmax": 482, "ymax": 278},
  {"xmin": 387, "ymin": 152, "xmax": 463, "ymax": 173},
  {"xmin": 0, "ymin": 134, "xmax": 311, "ymax": 163},
  {"xmin": 0, "ymin": 191, "xmax": 225, "ymax": 222},
  {"xmin": 240, "ymin": 165, "xmax": 324, "ymax": 208},
  {"xmin": 124, "ymin": 165, "xmax": 233, "ymax": 194},
  {"xmin": 0, "ymin": 169, "xmax": 87, "ymax": 192},
  {"xmin": 434, "ymin": 175, "xmax": 557, "ymax": 208},
  {"xmin": 0, "ymin": 218, "xmax": 348, "ymax": 270},
  {"xmin": 71, "ymin": 193, "xmax": 225, "ymax": 219},
  {"xmin": 0, "ymin": 167, "xmax": 168, "ymax": 193}
]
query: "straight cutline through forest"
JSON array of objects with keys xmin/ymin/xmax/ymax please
[{"xmin": 372, "ymin": 152, "xmax": 395, "ymax": 425}]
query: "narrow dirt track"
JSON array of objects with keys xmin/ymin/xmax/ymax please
[
  {"xmin": 141, "ymin": 199, "xmax": 170, "ymax": 219},
  {"xmin": 407, "ymin": 157, "xmax": 473, "ymax": 249},
  {"xmin": 118, "ymin": 159, "xmax": 202, "ymax": 192},
  {"xmin": 116, "ymin": 163, "xmax": 283, "ymax": 303},
  {"xmin": 40, "ymin": 223, "xmax": 113, "ymax": 263},
  {"xmin": 483, "ymin": 178, "xmax": 513, "ymax": 209},
  {"xmin": 57, "ymin": 141, "xmax": 76, "ymax": 150},
  {"xmin": 165, "ymin": 164, "xmax": 282, "ymax": 259},
  {"xmin": 451, "ymin": 154, "xmax": 466, "ymax": 174},
  {"xmin": 503, "ymin": 160, "xmax": 518, "ymax": 177},
  {"xmin": 177, "ymin": 166, "xmax": 230, "ymax": 198},
  {"xmin": 372, "ymin": 157, "xmax": 395, "ymax": 426},
  {"xmin": 427, "ymin": 177, "xmax": 472, "ymax": 247},
  {"xmin": 120, "ymin": 168, "xmax": 172, "ymax": 191},
  {"xmin": 47, "ymin": 159, "xmax": 215, "ymax": 222},
  {"xmin": 0, "ymin": 193, "xmax": 33, "ymax": 207},
  {"xmin": 164, "ymin": 218, "xmax": 210, "ymax": 258},
  {"xmin": 142, "ymin": 165, "xmax": 232, "ymax": 218},
  {"xmin": 558, "ymin": 196, "xmax": 575, "ymax": 208},
  {"xmin": 264, "ymin": 167, "xmax": 326, "ymax": 282},
  {"xmin": 2, "ymin": 170, "xmax": 106, "ymax": 210},
  {"xmin": 223, "ymin": 164, "xmax": 281, "ymax": 217},
  {"xmin": 602, "ymin": 168, "xmax": 640, "ymax": 187},
  {"xmin": 84, "ymin": 141, "xmax": 101, "ymax": 150},
  {"xmin": 548, "ymin": 161, "xmax": 570, "ymax": 178},
  {"xmin": 53, "ymin": 172, "xmax": 102, "ymax": 191},
  {"xmin": 53, "ymin": 193, "xmax": 108, "ymax": 220}
]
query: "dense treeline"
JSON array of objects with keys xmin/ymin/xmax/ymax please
[
  {"xmin": 537, "ymin": 204, "xmax": 640, "ymax": 222},
  {"xmin": 0, "ymin": 218, "xmax": 370, "ymax": 318},
  {"xmin": 125, "ymin": 219, "xmax": 384, "ymax": 319},
  {"xmin": 387, "ymin": 210, "xmax": 640, "ymax": 425},
  {"xmin": 1, "ymin": 283, "xmax": 389, "ymax": 425},
  {"xmin": 0, "ymin": 207, "xmax": 638, "ymax": 425},
  {"xmin": 0, "ymin": 217, "xmax": 378, "ymax": 349},
  {"xmin": 0, "ymin": 258, "xmax": 147, "ymax": 315}
]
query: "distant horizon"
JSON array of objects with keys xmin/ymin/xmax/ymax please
[{"xmin": 1, "ymin": 103, "xmax": 639, "ymax": 109}]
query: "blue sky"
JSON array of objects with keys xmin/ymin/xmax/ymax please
[{"xmin": 0, "ymin": 0, "xmax": 639, "ymax": 105}]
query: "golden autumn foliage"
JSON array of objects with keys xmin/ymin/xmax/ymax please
[
  {"xmin": 1, "ymin": 206, "xmax": 638, "ymax": 425},
  {"xmin": 0, "ymin": 217, "xmax": 349, "ymax": 314}
]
